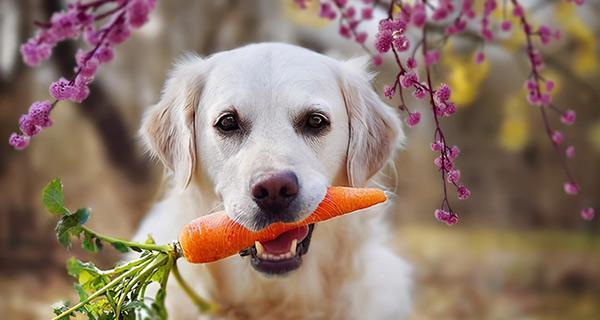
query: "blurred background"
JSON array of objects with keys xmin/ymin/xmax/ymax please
[{"xmin": 0, "ymin": 0, "xmax": 599, "ymax": 319}]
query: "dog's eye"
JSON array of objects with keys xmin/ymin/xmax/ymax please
[
  {"xmin": 304, "ymin": 113, "xmax": 329, "ymax": 131},
  {"xmin": 215, "ymin": 113, "xmax": 240, "ymax": 132}
]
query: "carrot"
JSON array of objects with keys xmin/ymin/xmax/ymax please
[{"xmin": 178, "ymin": 187, "xmax": 388, "ymax": 264}]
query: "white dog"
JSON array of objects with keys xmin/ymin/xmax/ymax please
[{"xmin": 135, "ymin": 43, "xmax": 411, "ymax": 319}]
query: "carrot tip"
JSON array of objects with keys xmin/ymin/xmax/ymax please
[{"xmin": 383, "ymin": 190, "xmax": 394, "ymax": 199}]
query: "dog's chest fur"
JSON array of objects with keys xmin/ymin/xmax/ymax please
[{"xmin": 135, "ymin": 185, "xmax": 410, "ymax": 320}]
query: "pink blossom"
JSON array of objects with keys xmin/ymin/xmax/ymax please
[
  {"xmin": 79, "ymin": 58, "xmax": 98, "ymax": 78},
  {"xmin": 448, "ymin": 145, "xmax": 461, "ymax": 160},
  {"xmin": 413, "ymin": 87, "xmax": 426, "ymax": 99},
  {"xmin": 424, "ymin": 50, "xmax": 440, "ymax": 66},
  {"xmin": 383, "ymin": 85, "xmax": 395, "ymax": 99},
  {"xmin": 400, "ymin": 72, "xmax": 418, "ymax": 88},
  {"xmin": 379, "ymin": 19, "xmax": 406, "ymax": 33},
  {"xmin": 457, "ymin": 185, "xmax": 471, "ymax": 200},
  {"xmin": 95, "ymin": 46, "xmax": 114, "ymax": 63},
  {"xmin": 447, "ymin": 170, "xmax": 461, "ymax": 184},
  {"xmin": 474, "ymin": 51, "xmax": 485, "ymax": 64},
  {"xmin": 354, "ymin": 31, "xmax": 367, "ymax": 43},
  {"xmin": 435, "ymin": 209, "xmax": 458, "ymax": 225},
  {"xmin": 434, "ymin": 156, "xmax": 454, "ymax": 171},
  {"xmin": 563, "ymin": 182, "xmax": 579, "ymax": 195},
  {"xmin": 527, "ymin": 91, "xmax": 541, "ymax": 106},
  {"xmin": 566, "ymin": 145, "xmax": 575, "ymax": 158},
  {"xmin": 580, "ymin": 207, "xmax": 595, "ymax": 220},
  {"xmin": 83, "ymin": 27, "xmax": 102, "ymax": 45},
  {"xmin": 50, "ymin": 78, "xmax": 78, "ymax": 101},
  {"xmin": 339, "ymin": 25, "xmax": 351, "ymax": 39},
  {"xmin": 481, "ymin": 28, "xmax": 494, "ymax": 41},
  {"xmin": 8, "ymin": 133, "xmax": 30, "ymax": 150},
  {"xmin": 20, "ymin": 40, "xmax": 52, "ymax": 67},
  {"xmin": 431, "ymin": 141, "xmax": 444, "ymax": 152},
  {"xmin": 19, "ymin": 115, "xmax": 40, "ymax": 136},
  {"xmin": 361, "ymin": 7, "xmax": 373, "ymax": 20},
  {"xmin": 432, "ymin": 8, "xmax": 449, "ymax": 21},
  {"xmin": 435, "ymin": 84, "xmax": 451, "ymax": 103},
  {"xmin": 107, "ymin": 19, "xmax": 131, "ymax": 44},
  {"xmin": 412, "ymin": 4, "xmax": 426, "ymax": 28},
  {"xmin": 551, "ymin": 131, "xmax": 564, "ymax": 145},
  {"xmin": 445, "ymin": 25, "xmax": 458, "ymax": 36},
  {"xmin": 540, "ymin": 93, "xmax": 552, "ymax": 105},
  {"xmin": 50, "ymin": 10, "xmax": 82, "ymax": 40},
  {"xmin": 560, "ymin": 110, "xmax": 576, "ymax": 125},
  {"xmin": 544, "ymin": 80, "xmax": 555, "ymax": 92},
  {"xmin": 538, "ymin": 25, "xmax": 553, "ymax": 45},
  {"xmin": 28, "ymin": 101, "xmax": 53, "ymax": 128},
  {"xmin": 407, "ymin": 57, "xmax": 417, "ymax": 69},
  {"xmin": 501, "ymin": 20, "xmax": 512, "ymax": 31},
  {"xmin": 406, "ymin": 112, "xmax": 421, "ymax": 127},
  {"xmin": 392, "ymin": 35, "xmax": 410, "ymax": 52},
  {"xmin": 319, "ymin": 3, "xmax": 337, "ymax": 20},
  {"xmin": 443, "ymin": 102, "xmax": 457, "ymax": 116},
  {"xmin": 127, "ymin": 0, "xmax": 156, "ymax": 28},
  {"xmin": 373, "ymin": 55, "xmax": 383, "ymax": 66},
  {"xmin": 512, "ymin": 5, "xmax": 524, "ymax": 17},
  {"xmin": 343, "ymin": 6, "xmax": 356, "ymax": 18},
  {"xmin": 375, "ymin": 30, "xmax": 393, "ymax": 53}
]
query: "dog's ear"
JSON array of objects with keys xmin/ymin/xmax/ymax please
[
  {"xmin": 140, "ymin": 55, "xmax": 206, "ymax": 189},
  {"xmin": 338, "ymin": 56, "xmax": 404, "ymax": 186}
]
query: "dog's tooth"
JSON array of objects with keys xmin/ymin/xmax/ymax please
[
  {"xmin": 255, "ymin": 241, "xmax": 265, "ymax": 255},
  {"xmin": 290, "ymin": 239, "xmax": 298, "ymax": 256}
]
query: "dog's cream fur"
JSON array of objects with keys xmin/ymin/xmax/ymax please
[{"xmin": 135, "ymin": 43, "xmax": 411, "ymax": 319}]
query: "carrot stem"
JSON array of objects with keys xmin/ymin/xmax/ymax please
[
  {"xmin": 51, "ymin": 258, "xmax": 149, "ymax": 320},
  {"xmin": 171, "ymin": 261, "xmax": 218, "ymax": 313},
  {"xmin": 81, "ymin": 226, "xmax": 172, "ymax": 253}
]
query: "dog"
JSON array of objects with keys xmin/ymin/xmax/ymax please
[{"xmin": 134, "ymin": 43, "xmax": 411, "ymax": 319}]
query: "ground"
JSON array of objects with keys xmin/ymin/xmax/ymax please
[{"xmin": 1, "ymin": 226, "xmax": 598, "ymax": 319}]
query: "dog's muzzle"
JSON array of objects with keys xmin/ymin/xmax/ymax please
[{"xmin": 239, "ymin": 224, "xmax": 315, "ymax": 276}]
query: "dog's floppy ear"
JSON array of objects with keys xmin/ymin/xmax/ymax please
[
  {"xmin": 338, "ymin": 56, "xmax": 404, "ymax": 186},
  {"xmin": 140, "ymin": 55, "xmax": 206, "ymax": 189}
]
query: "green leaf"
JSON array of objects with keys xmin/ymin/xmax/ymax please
[
  {"xmin": 55, "ymin": 208, "xmax": 90, "ymax": 249},
  {"xmin": 52, "ymin": 302, "xmax": 73, "ymax": 318},
  {"xmin": 145, "ymin": 235, "xmax": 156, "ymax": 245},
  {"xmin": 73, "ymin": 208, "xmax": 91, "ymax": 225},
  {"xmin": 66, "ymin": 258, "xmax": 101, "ymax": 279},
  {"xmin": 56, "ymin": 217, "xmax": 81, "ymax": 249},
  {"xmin": 83, "ymin": 233, "xmax": 99, "ymax": 253},
  {"xmin": 111, "ymin": 241, "xmax": 130, "ymax": 253},
  {"xmin": 43, "ymin": 178, "xmax": 69, "ymax": 215}
]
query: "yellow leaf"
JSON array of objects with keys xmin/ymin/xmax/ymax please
[
  {"xmin": 500, "ymin": 26, "xmax": 527, "ymax": 52},
  {"xmin": 555, "ymin": 2, "xmax": 598, "ymax": 77},
  {"xmin": 588, "ymin": 122, "xmax": 600, "ymax": 152},
  {"xmin": 442, "ymin": 45, "xmax": 490, "ymax": 106},
  {"xmin": 498, "ymin": 94, "xmax": 530, "ymax": 152},
  {"xmin": 283, "ymin": 0, "xmax": 332, "ymax": 28}
]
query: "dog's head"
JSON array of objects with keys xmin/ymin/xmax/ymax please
[{"xmin": 141, "ymin": 43, "xmax": 403, "ymax": 276}]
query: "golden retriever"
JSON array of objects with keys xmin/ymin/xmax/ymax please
[{"xmin": 135, "ymin": 43, "xmax": 411, "ymax": 319}]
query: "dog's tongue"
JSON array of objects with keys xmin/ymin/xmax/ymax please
[{"xmin": 261, "ymin": 226, "xmax": 309, "ymax": 254}]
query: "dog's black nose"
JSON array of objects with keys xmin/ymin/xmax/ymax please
[{"xmin": 251, "ymin": 170, "xmax": 299, "ymax": 213}]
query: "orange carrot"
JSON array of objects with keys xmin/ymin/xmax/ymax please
[{"xmin": 178, "ymin": 187, "xmax": 387, "ymax": 263}]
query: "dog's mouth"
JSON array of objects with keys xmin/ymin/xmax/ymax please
[{"xmin": 239, "ymin": 224, "xmax": 315, "ymax": 276}]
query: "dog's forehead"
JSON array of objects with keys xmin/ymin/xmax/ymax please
[{"xmin": 203, "ymin": 44, "xmax": 344, "ymax": 116}]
